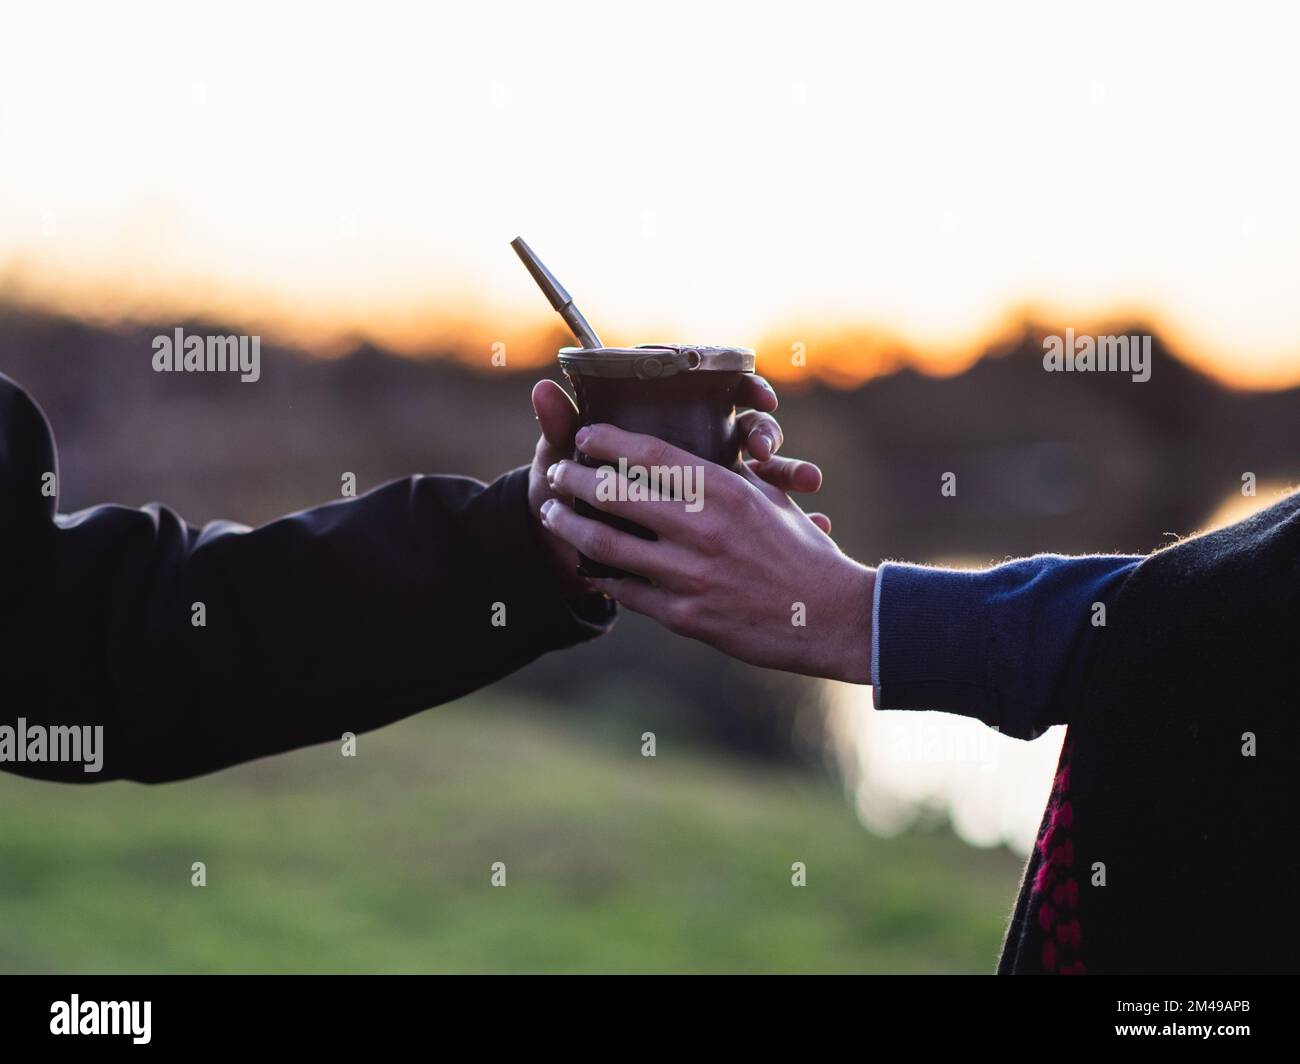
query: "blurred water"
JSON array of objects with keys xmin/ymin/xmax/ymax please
[{"xmin": 827, "ymin": 682, "xmax": 1063, "ymax": 856}]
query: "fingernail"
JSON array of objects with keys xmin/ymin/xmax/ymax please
[
  {"xmin": 546, "ymin": 462, "xmax": 560, "ymax": 486},
  {"xmin": 575, "ymin": 426, "xmax": 591, "ymax": 449},
  {"xmin": 540, "ymin": 498, "xmax": 558, "ymax": 523}
]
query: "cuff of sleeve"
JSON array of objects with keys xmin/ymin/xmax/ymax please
[
  {"xmin": 870, "ymin": 564, "xmax": 884, "ymax": 690},
  {"xmin": 869, "ymin": 560, "xmax": 998, "ymax": 729},
  {"xmin": 469, "ymin": 466, "xmax": 616, "ymax": 643}
]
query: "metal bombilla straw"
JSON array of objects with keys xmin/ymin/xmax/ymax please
[{"xmin": 510, "ymin": 236, "xmax": 604, "ymax": 350}]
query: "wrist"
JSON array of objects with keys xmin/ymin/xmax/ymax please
[{"xmin": 824, "ymin": 562, "xmax": 875, "ymax": 684}]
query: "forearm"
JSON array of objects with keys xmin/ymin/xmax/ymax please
[
  {"xmin": 4, "ymin": 466, "xmax": 612, "ymax": 783},
  {"xmin": 870, "ymin": 554, "xmax": 1140, "ymax": 739},
  {"xmin": 152, "ymin": 467, "xmax": 611, "ymax": 781}
]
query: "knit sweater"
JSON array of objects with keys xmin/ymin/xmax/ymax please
[{"xmin": 999, "ymin": 491, "xmax": 1300, "ymax": 973}]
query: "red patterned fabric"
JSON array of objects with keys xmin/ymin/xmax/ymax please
[{"xmin": 1027, "ymin": 738, "xmax": 1085, "ymax": 974}]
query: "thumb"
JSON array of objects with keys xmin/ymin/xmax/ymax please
[{"xmin": 532, "ymin": 379, "xmax": 580, "ymax": 453}]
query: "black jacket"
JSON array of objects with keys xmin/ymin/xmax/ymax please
[
  {"xmin": 1000, "ymin": 490, "xmax": 1300, "ymax": 972},
  {"xmin": 0, "ymin": 372, "xmax": 613, "ymax": 783}
]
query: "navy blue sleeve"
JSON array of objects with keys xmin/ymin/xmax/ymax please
[{"xmin": 871, "ymin": 554, "xmax": 1139, "ymax": 739}]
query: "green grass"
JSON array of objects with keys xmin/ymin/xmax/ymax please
[{"xmin": 0, "ymin": 695, "xmax": 1022, "ymax": 972}]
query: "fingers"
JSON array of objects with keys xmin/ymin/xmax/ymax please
[
  {"xmin": 737, "ymin": 410, "xmax": 783, "ymax": 461},
  {"xmin": 736, "ymin": 373, "xmax": 778, "ymax": 413},
  {"xmin": 746, "ymin": 455, "xmax": 823, "ymax": 494},
  {"xmin": 735, "ymin": 460, "xmax": 832, "ymax": 532},
  {"xmin": 575, "ymin": 424, "xmax": 747, "ymax": 507},
  {"xmin": 547, "ymin": 459, "xmax": 698, "ymax": 536},
  {"xmin": 737, "ymin": 376, "xmax": 780, "ymax": 459},
  {"xmin": 531, "ymin": 379, "xmax": 580, "ymax": 459},
  {"xmin": 586, "ymin": 576, "xmax": 678, "ymax": 626},
  {"xmin": 539, "ymin": 498, "xmax": 695, "ymax": 584}
]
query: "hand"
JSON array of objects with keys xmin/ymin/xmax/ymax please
[
  {"xmin": 528, "ymin": 375, "xmax": 829, "ymax": 586},
  {"xmin": 538, "ymin": 423, "xmax": 875, "ymax": 683}
]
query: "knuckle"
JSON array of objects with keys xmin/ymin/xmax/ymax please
[
  {"xmin": 718, "ymin": 467, "xmax": 750, "ymax": 502},
  {"xmin": 561, "ymin": 462, "xmax": 590, "ymax": 498},
  {"xmin": 663, "ymin": 598, "xmax": 697, "ymax": 636},
  {"xmin": 578, "ymin": 426, "xmax": 606, "ymax": 458},
  {"xmin": 642, "ymin": 437, "xmax": 674, "ymax": 469},
  {"xmin": 736, "ymin": 482, "xmax": 765, "ymax": 520},
  {"xmin": 774, "ymin": 458, "xmax": 799, "ymax": 485},
  {"xmin": 583, "ymin": 524, "xmax": 615, "ymax": 561},
  {"xmin": 696, "ymin": 517, "xmax": 730, "ymax": 558},
  {"xmin": 678, "ymin": 561, "xmax": 714, "ymax": 596}
]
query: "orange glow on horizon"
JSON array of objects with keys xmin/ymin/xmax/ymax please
[
  {"xmin": 5, "ymin": 4, "xmax": 1300, "ymax": 395},
  {"xmin": 5, "ymin": 271, "xmax": 1297, "ymax": 394}
]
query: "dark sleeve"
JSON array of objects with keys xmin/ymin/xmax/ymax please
[
  {"xmin": 0, "ymin": 372, "xmax": 614, "ymax": 783},
  {"xmin": 871, "ymin": 554, "xmax": 1139, "ymax": 739}
]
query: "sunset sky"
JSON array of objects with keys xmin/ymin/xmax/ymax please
[{"xmin": 3, "ymin": 1, "xmax": 1298, "ymax": 386}]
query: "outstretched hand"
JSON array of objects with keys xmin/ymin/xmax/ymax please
[
  {"xmin": 538, "ymin": 421, "xmax": 874, "ymax": 682},
  {"xmin": 527, "ymin": 375, "xmax": 831, "ymax": 588}
]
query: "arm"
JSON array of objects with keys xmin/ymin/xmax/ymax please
[
  {"xmin": 1, "ymin": 372, "xmax": 810, "ymax": 783},
  {"xmin": 540, "ymin": 423, "xmax": 870, "ymax": 682},
  {"xmin": 539, "ymin": 423, "xmax": 1141, "ymax": 738},
  {"xmin": 871, "ymin": 555, "xmax": 1138, "ymax": 738},
  {"xmin": 0, "ymin": 373, "xmax": 613, "ymax": 783}
]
